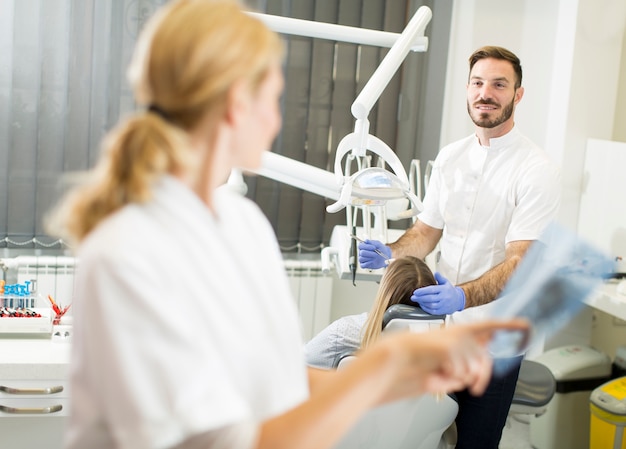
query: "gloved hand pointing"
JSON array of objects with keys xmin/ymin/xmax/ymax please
[
  {"xmin": 411, "ymin": 272, "xmax": 465, "ymax": 315},
  {"xmin": 358, "ymin": 239, "xmax": 392, "ymax": 269}
]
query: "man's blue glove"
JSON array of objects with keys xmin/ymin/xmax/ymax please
[
  {"xmin": 411, "ymin": 272, "xmax": 465, "ymax": 315},
  {"xmin": 358, "ymin": 239, "xmax": 392, "ymax": 269}
]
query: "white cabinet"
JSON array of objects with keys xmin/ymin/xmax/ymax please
[{"xmin": 0, "ymin": 339, "xmax": 70, "ymax": 449}]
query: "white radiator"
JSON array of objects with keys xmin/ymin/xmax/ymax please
[
  {"xmin": 1, "ymin": 256, "xmax": 77, "ymax": 308},
  {"xmin": 284, "ymin": 259, "xmax": 333, "ymax": 342}
]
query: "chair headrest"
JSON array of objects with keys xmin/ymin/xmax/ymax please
[{"xmin": 382, "ymin": 304, "xmax": 446, "ymax": 330}]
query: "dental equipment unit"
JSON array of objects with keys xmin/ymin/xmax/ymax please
[{"xmin": 244, "ymin": 6, "xmax": 433, "ymax": 283}]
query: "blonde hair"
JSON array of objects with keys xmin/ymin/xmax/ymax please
[
  {"xmin": 46, "ymin": 0, "xmax": 283, "ymax": 246},
  {"xmin": 360, "ymin": 257, "xmax": 436, "ymax": 349}
]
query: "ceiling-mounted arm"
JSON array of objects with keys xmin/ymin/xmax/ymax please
[
  {"xmin": 246, "ymin": 6, "xmax": 432, "ymax": 201},
  {"xmin": 350, "ymin": 6, "xmax": 432, "ymax": 121},
  {"xmin": 248, "ymin": 12, "xmax": 428, "ymax": 52},
  {"xmin": 240, "ymin": 7, "xmax": 433, "ymax": 281},
  {"xmin": 325, "ymin": 6, "xmax": 432, "ymax": 217},
  {"xmin": 253, "ymin": 152, "xmax": 340, "ymax": 201}
]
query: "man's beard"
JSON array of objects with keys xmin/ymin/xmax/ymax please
[{"xmin": 467, "ymin": 97, "xmax": 515, "ymax": 129}]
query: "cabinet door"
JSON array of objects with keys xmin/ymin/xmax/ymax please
[{"xmin": 1, "ymin": 416, "xmax": 66, "ymax": 449}]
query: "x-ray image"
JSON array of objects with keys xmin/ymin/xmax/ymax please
[{"xmin": 488, "ymin": 222, "xmax": 615, "ymax": 374}]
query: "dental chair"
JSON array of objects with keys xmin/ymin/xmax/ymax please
[
  {"xmin": 333, "ymin": 305, "xmax": 456, "ymax": 449},
  {"xmin": 332, "ymin": 304, "xmax": 556, "ymax": 449}
]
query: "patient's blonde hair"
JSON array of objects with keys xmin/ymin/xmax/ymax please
[
  {"xmin": 360, "ymin": 257, "xmax": 436, "ymax": 349},
  {"xmin": 46, "ymin": 0, "xmax": 283, "ymax": 246}
]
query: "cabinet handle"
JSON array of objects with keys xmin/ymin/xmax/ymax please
[
  {"xmin": 0, "ymin": 385, "xmax": 63, "ymax": 395},
  {"xmin": 0, "ymin": 404, "xmax": 62, "ymax": 414}
]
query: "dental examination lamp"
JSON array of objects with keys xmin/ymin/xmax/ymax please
[{"xmin": 243, "ymin": 7, "xmax": 432, "ymax": 282}]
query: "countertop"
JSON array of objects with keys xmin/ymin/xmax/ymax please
[
  {"xmin": 584, "ymin": 280, "xmax": 626, "ymax": 322},
  {"xmin": 0, "ymin": 336, "xmax": 70, "ymax": 380}
]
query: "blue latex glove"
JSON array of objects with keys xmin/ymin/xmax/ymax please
[
  {"xmin": 410, "ymin": 272, "xmax": 465, "ymax": 315},
  {"xmin": 358, "ymin": 239, "xmax": 392, "ymax": 269}
]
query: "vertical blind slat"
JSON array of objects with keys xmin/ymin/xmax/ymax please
[
  {"xmin": 0, "ymin": 0, "xmax": 16, "ymax": 240},
  {"xmin": 8, "ymin": 0, "xmax": 41, "ymax": 239},
  {"xmin": 35, "ymin": 0, "xmax": 70, "ymax": 237}
]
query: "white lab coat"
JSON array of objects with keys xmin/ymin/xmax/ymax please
[
  {"xmin": 418, "ymin": 126, "xmax": 561, "ymax": 323},
  {"xmin": 65, "ymin": 176, "xmax": 309, "ymax": 449}
]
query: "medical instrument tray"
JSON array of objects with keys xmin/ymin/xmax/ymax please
[{"xmin": 0, "ymin": 306, "xmax": 53, "ymax": 335}]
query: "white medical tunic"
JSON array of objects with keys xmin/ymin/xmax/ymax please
[
  {"xmin": 65, "ymin": 176, "xmax": 309, "ymax": 449},
  {"xmin": 418, "ymin": 127, "xmax": 560, "ymax": 320}
]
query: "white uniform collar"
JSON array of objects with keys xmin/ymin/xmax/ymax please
[{"xmin": 475, "ymin": 125, "xmax": 519, "ymax": 151}]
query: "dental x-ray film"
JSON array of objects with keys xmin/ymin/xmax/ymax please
[{"xmin": 487, "ymin": 222, "xmax": 615, "ymax": 373}]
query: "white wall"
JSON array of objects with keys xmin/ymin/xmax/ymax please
[
  {"xmin": 615, "ymin": 27, "xmax": 626, "ymax": 143},
  {"xmin": 329, "ymin": 277, "xmax": 378, "ymax": 322},
  {"xmin": 441, "ymin": 0, "xmax": 560, "ymax": 150}
]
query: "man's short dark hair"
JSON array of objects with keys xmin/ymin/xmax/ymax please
[{"xmin": 469, "ymin": 46, "xmax": 522, "ymax": 89}]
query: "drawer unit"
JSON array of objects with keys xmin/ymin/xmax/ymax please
[
  {"xmin": 0, "ymin": 339, "xmax": 71, "ymax": 449},
  {"xmin": 0, "ymin": 380, "xmax": 69, "ymax": 417}
]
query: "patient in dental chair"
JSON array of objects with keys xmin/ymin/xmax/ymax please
[
  {"xmin": 305, "ymin": 255, "xmax": 559, "ymax": 449},
  {"xmin": 305, "ymin": 256, "xmax": 436, "ymax": 369}
]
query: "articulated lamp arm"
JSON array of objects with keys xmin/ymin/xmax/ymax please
[{"xmin": 240, "ymin": 7, "xmax": 433, "ymax": 281}]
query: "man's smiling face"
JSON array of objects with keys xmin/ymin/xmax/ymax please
[{"xmin": 466, "ymin": 57, "xmax": 522, "ymax": 130}]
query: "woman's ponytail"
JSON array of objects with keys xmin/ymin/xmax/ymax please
[{"xmin": 46, "ymin": 112, "xmax": 190, "ymax": 246}]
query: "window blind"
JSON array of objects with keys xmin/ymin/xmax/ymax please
[{"xmin": 0, "ymin": 0, "xmax": 450, "ymax": 255}]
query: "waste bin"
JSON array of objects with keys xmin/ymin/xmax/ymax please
[
  {"xmin": 529, "ymin": 345, "xmax": 612, "ymax": 449},
  {"xmin": 590, "ymin": 377, "xmax": 626, "ymax": 449}
]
